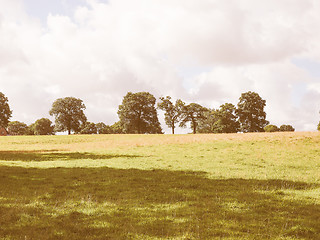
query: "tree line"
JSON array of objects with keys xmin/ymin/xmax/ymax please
[{"xmin": 0, "ymin": 90, "xmax": 312, "ymax": 136}]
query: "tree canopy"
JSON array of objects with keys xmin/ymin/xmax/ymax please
[
  {"xmin": 80, "ymin": 122, "xmax": 97, "ymax": 134},
  {"xmin": 34, "ymin": 118, "xmax": 55, "ymax": 135},
  {"xmin": 237, "ymin": 91, "xmax": 269, "ymax": 132},
  {"xmin": 197, "ymin": 109, "xmax": 219, "ymax": 133},
  {"xmin": 180, "ymin": 103, "xmax": 208, "ymax": 134},
  {"xmin": 158, "ymin": 96, "xmax": 184, "ymax": 134},
  {"xmin": 95, "ymin": 122, "xmax": 112, "ymax": 134},
  {"xmin": 110, "ymin": 121, "xmax": 125, "ymax": 134},
  {"xmin": 215, "ymin": 103, "xmax": 240, "ymax": 133},
  {"xmin": 264, "ymin": 124, "xmax": 279, "ymax": 132},
  {"xmin": 8, "ymin": 121, "xmax": 28, "ymax": 135},
  {"xmin": 49, "ymin": 97, "xmax": 87, "ymax": 135},
  {"xmin": 118, "ymin": 92, "xmax": 162, "ymax": 134},
  {"xmin": 279, "ymin": 125, "xmax": 295, "ymax": 132},
  {"xmin": 197, "ymin": 103, "xmax": 239, "ymax": 133},
  {"xmin": 0, "ymin": 92, "xmax": 12, "ymax": 129}
]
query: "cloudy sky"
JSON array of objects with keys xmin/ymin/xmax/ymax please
[{"xmin": 1, "ymin": 0, "xmax": 320, "ymax": 133}]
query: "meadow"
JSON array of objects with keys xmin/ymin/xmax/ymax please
[{"xmin": 0, "ymin": 132, "xmax": 319, "ymax": 239}]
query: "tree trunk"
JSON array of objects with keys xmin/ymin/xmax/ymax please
[
  {"xmin": 193, "ymin": 120, "xmax": 196, "ymax": 134},
  {"xmin": 67, "ymin": 120, "xmax": 71, "ymax": 135},
  {"xmin": 137, "ymin": 114, "xmax": 141, "ymax": 134},
  {"xmin": 172, "ymin": 126, "xmax": 175, "ymax": 134},
  {"xmin": 137, "ymin": 120, "xmax": 141, "ymax": 134}
]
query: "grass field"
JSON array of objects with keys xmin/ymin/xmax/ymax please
[{"xmin": 0, "ymin": 132, "xmax": 319, "ymax": 239}]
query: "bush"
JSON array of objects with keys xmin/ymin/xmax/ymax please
[
  {"xmin": 264, "ymin": 125, "xmax": 279, "ymax": 132},
  {"xmin": 279, "ymin": 125, "xmax": 295, "ymax": 132},
  {"xmin": 318, "ymin": 122, "xmax": 320, "ymax": 131}
]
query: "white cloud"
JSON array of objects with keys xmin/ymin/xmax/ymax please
[{"xmin": 0, "ymin": 0, "xmax": 319, "ymax": 132}]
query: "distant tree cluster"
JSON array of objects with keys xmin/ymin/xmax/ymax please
[
  {"xmin": 264, "ymin": 124, "xmax": 295, "ymax": 132},
  {"xmin": 49, "ymin": 97, "xmax": 126, "ymax": 135},
  {"xmin": 1, "ymin": 90, "xmax": 317, "ymax": 135},
  {"xmin": 7, "ymin": 118, "xmax": 55, "ymax": 136},
  {"xmin": 158, "ymin": 91, "xmax": 269, "ymax": 134}
]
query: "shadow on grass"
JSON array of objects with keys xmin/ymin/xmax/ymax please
[
  {"xmin": 0, "ymin": 166, "xmax": 319, "ymax": 239},
  {"xmin": 0, "ymin": 151, "xmax": 142, "ymax": 161}
]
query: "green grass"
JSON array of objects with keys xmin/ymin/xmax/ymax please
[{"xmin": 0, "ymin": 132, "xmax": 319, "ymax": 239}]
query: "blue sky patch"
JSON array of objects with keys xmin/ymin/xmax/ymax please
[{"xmin": 292, "ymin": 58, "xmax": 320, "ymax": 78}]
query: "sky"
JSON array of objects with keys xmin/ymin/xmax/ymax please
[{"xmin": 0, "ymin": 0, "xmax": 320, "ymax": 133}]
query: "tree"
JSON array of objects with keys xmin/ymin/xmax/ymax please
[
  {"xmin": 197, "ymin": 103, "xmax": 239, "ymax": 134},
  {"xmin": 317, "ymin": 121, "xmax": 320, "ymax": 131},
  {"xmin": 215, "ymin": 103, "xmax": 240, "ymax": 133},
  {"xmin": 180, "ymin": 103, "xmax": 208, "ymax": 134},
  {"xmin": 25, "ymin": 123, "xmax": 36, "ymax": 135},
  {"xmin": 118, "ymin": 92, "xmax": 162, "ymax": 134},
  {"xmin": 49, "ymin": 97, "xmax": 87, "ymax": 135},
  {"xmin": 96, "ymin": 122, "xmax": 113, "ymax": 134},
  {"xmin": 279, "ymin": 125, "xmax": 295, "ymax": 132},
  {"xmin": 80, "ymin": 122, "xmax": 97, "ymax": 134},
  {"xmin": 264, "ymin": 124, "xmax": 279, "ymax": 132},
  {"xmin": 236, "ymin": 91, "xmax": 269, "ymax": 132},
  {"xmin": 7, "ymin": 121, "xmax": 28, "ymax": 135},
  {"xmin": 197, "ymin": 109, "xmax": 219, "ymax": 133},
  {"xmin": 0, "ymin": 92, "xmax": 12, "ymax": 130},
  {"xmin": 158, "ymin": 96, "xmax": 184, "ymax": 134},
  {"xmin": 111, "ymin": 121, "xmax": 124, "ymax": 134},
  {"xmin": 34, "ymin": 118, "xmax": 55, "ymax": 135}
]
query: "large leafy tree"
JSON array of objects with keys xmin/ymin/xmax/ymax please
[
  {"xmin": 197, "ymin": 109, "xmax": 219, "ymax": 133},
  {"xmin": 197, "ymin": 103, "xmax": 239, "ymax": 133},
  {"xmin": 180, "ymin": 103, "xmax": 208, "ymax": 134},
  {"xmin": 0, "ymin": 92, "xmax": 12, "ymax": 130},
  {"xmin": 118, "ymin": 92, "xmax": 162, "ymax": 134},
  {"xmin": 215, "ymin": 103, "xmax": 240, "ymax": 133},
  {"xmin": 158, "ymin": 96, "xmax": 184, "ymax": 134},
  {"xmin": 236, "ymin": 91, "xmax": 269, "ymax": 132},
  {"xmin": 49, "ymin": 97, "xmax": 87, "ymax": 135},
  {"xmin": 34, "ymin": 118, "xmax": 55, "ymax": 135}
]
